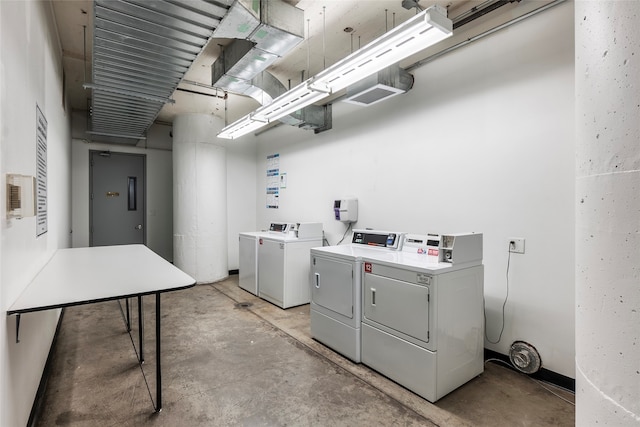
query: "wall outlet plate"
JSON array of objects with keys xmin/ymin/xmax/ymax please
[{"xmin": 509, "ymin": 237, "xmax": 525, "ymax": 254}]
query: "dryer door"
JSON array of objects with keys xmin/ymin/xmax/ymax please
[
  {"xmin": 311, "ymin": 256, "xmax": 353, "ymax": 318},
  {"xmin": 363, "ymin": 272, "xmax": 430, "ymax": 344}
]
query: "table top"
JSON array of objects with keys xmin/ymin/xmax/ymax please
[{"xmin": 7, "ymin": 245, "xmax": 196, "ymax": 315}]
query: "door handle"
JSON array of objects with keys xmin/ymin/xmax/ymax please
[
  {"xmin": 371, "ymin": 288, "xmax": 376, "ymax": 306},
  {"xmin": 314, "ymin": 273, "xmax": 320, "ymax": 288},
  {"xmin": 135, "ymin": 224, "xmax": 143, "ymax": 230}
]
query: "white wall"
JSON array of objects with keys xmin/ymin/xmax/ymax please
[
  {"xmin": 71, "ymin": 140, "xmax": 174, "ymax": 261},
  {"xmin": 0, "ymin": 1, "xmax": 72, "ymax": 425},
  {"xmin": 254, "ymin": 2, "xmax": 575, "ymax": 377}
]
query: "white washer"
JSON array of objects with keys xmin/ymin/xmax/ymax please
[
  {"xmin": 360, "ymin": 233, "xmax": 484, "ymax": 402},
  {"xmin": 239, "ymin": 223, "xmax": 310, "ymax": 296},
  {"xmin": 258, "ymin": 223, "xmax": 323, "ymax": 309},
  {"xmin": 309, "ymin": 230, "xmax": 404, "ymax": 362},
  {"xmin": 238, "ymin": 231, "xmax": 270, "ymax": 295}
]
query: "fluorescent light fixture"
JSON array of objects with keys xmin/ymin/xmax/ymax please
[
  {"xmin": 252, "ymin": 81, "xmax": 327, "ymax": 123},
  {"xmin": 217, "ymin": 5, "xmax": 452, "ymax": 140},
  {"xmin": 218, "ymin": 80, "xmax": 327, "ymax": 139},
  {"xmin": 217, "ymin": 114, "xmax": 266, "ymax": 139},
  {"xmin": 308, "ymin": 5, "xmax": 452, "ymax": 94}
]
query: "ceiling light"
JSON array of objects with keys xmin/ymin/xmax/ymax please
[
  {"xmin": 217, "ymin": 114, "xmax": 267, "ymax": 140},
  {"xmin": 217, "ymin": 5, "xmax": 452, "ymax": 140},
  {"xmin": 308, "ymin": 6, "xmax": 452, "ymax": 94},
  {"xmin": 252, "ymin": 82, "xmax": 327, "ymax": 123}
]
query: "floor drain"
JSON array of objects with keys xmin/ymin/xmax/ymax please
[{"xmin": 235, "ymin": 302, "xmax": 253, "ymax": 309}]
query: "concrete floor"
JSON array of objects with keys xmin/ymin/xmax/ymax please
[{"xmin": 35, "ymin": 276, "xmax": 575, "ymax": 426}]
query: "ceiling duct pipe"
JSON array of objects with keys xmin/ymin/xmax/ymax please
[{"xmin": 212, "ymin": 0, "xmax": 331, "ymax": 132}]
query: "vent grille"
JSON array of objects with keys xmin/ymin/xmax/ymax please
[
  {"xmin": 8, "ymin": 184, "xmax": 21, "ymax": 210},
  {"xmin": 344, "ymin": 84, "xmax": 406, "ymax": 106}
]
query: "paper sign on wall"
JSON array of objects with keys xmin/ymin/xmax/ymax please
[{"xmin": 266, "ymin": 153, "xmax": 279, "ymax": 209}]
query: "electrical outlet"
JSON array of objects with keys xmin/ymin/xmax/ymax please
[{"xmin": 509, "ymin": 238, "xmax": 525, "ymax": 254}]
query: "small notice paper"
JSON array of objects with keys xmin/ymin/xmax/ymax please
[{"xmin": 266, "ymin": 153, "xmax": 279, "ymax": 209}]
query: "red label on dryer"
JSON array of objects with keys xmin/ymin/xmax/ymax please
[
  {"xmin": 259, "ymin": 238, "xmax": 263, "ymax": 245},
  {"xmin": 364, "ymin": 262, "xmax": 372, "ymax": 273},
  {"xmin": 428, "ymin": 248, "xmax": 439, "ymax": 256}
]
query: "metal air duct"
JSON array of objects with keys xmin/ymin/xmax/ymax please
[
  {"xmin": 212, "ymin": 0, "xmax": 331, "ymax": 132},
  {"xmin": 87, "ymin": 0, "xmax": 231, "ymax": 144}
]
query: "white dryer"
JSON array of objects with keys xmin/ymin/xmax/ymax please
[
  {"xmin": 258, "ymin": 222, "xmax": 323, "ymax": 309},
  {"xmin": 309, "ymin": 230, "xmax": 404, "ymax": 362},
  {"xmin": 360, "ymin": 233, "xmax": 484, "ymax": 402}
]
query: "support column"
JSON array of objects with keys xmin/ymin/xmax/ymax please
[
  {"xmin": 575, "ymin": 2, "xmax": 640, "ymax": 424},
  {"xmin": 173, "ymin": 114, "xmax": 228, "ymax": 283}
]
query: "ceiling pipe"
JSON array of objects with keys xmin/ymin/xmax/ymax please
[
  {"xmin": 452, "ymin": 0, "xmax": 522, "ymax": 30},
  {"xmin": 406, "ymin": 0, "xmax": 566, "ymax": 73},
  {"xmin": 176, "ymin": 87, "xmax": 227, "ymax": 99}
]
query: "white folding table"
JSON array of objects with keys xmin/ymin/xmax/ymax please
[{"xmin": 7, "ymin": 244, "xmax": 196, "ymax": 412}]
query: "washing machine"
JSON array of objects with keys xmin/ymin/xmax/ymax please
[
  {"xmin": 309, "ymin": 229, "xmax": 404, "ymax": 362},
  {"xmin": 360, "ymin": 232, "xmax": 484, "ymax": 402},
  {"xmin": 238, "ymin": 231, "xmax": 270, "ymax": 295},
  {"xmin": 238, "ymin": 223, "xmax": 305, "ymax": 296},
  {"xmin": 258, "ymin": 222, "xmax": 323, "ymax": 309}
]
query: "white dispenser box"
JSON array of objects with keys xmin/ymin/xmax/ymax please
[{"xmin": 333, "ymin": 198, "xmax": 358, "ymax": 223}]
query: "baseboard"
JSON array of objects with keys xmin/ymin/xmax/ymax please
[
  {"xmin": 27, "ymin": 308, "xmax": 66, "ymax": 427},
  {"xmin": 484, "ymin": 348, "xmax": 575, "ymax": 392}
]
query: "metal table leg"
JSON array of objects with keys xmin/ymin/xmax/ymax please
[
  {"xmin": 125, "ymin": 298, "xmax": 131, "ymax": 332},
  {"xmin": 155, "ymin": 292, "xmax": 162, "ymax": 412},
  {"xmin": 138, "ymin": 295, "xmax": 144, "ymax": 363}
]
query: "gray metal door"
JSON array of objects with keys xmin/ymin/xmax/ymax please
[{"xmin": 90, "ymin": 151, "xmax": 145, "ymax": 246}]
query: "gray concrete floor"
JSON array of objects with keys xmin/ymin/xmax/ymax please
[{"xmin": 36, "ymin": 276, "xmax": 575, "ymax": 426}]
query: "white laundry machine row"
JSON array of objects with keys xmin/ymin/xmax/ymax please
[
  {"xmin": 309, "ymin": 230, "xmax": 405, "ymax": 362},
  {"xmin": 239, "ymin": 222, "xmax": 323, "ymax": 308},
  {"xmin": 360, "ymin": 233, "xmax": 484, "ymax": 402}
]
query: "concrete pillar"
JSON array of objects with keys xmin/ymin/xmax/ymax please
[
  {"xmin": 173, "ymin": 114, "xmax": 228, "ymax": 283},
  {"xmin": 575, "ymin": 1, "xmax": 640, "ymax": 424}
]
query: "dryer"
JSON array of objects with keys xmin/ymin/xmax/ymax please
[
  {"xmin": 360, "ymin": 233, "xmax": 484, "ymax": 402},
  {"xmin": 309, "ymin": 230, "xmax": 404, "ymax": 362}
]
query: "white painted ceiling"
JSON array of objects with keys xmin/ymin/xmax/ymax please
[{"xmin": 52, "ymin": 0, "xmax": 557, "ymax": 145}]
